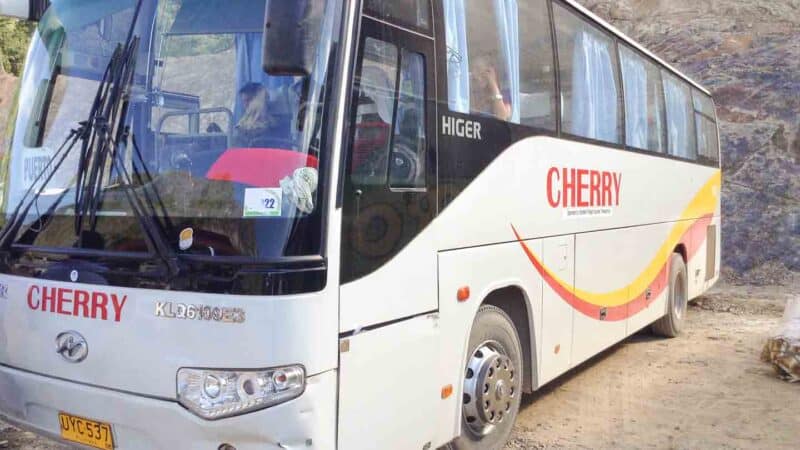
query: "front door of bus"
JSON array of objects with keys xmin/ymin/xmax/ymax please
[
  {"xmin": 337, "ymin": 12, "xmax": 442, "ymax": 450},
  {"xmin": 339, "ymin": 16, "xmax": 437, "ymax": 331}
]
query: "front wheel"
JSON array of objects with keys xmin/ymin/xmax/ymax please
[{"xmin": 450, "ymin": 305, "xmax": 523, "ymax": 450}]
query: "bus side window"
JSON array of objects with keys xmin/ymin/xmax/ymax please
[
  {"xmin": 554, "ymin": 3, "xmax": 623, "ymax": 145},
  {"xmin": 692, "ymin": 90, "xmax": 719, "ymax": 166},
  {"xmin": 662, "ymin": 72, "xmax": 697, "ymax": 160},
  {"xmin": 443, "ymin": 0, "xmax": 519, "ymax": 123},
  {"xmin": 619, "ymin": 46, "xmax": 667, "ymax": 153},
  {"xmin": 519, "ymin": 0, "xmax": 557, "ymax": 130}
]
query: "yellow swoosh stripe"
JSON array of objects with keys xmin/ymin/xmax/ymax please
[{"xmin": 530, "ymin": 171, "xmax": 721, "ymax": 308}]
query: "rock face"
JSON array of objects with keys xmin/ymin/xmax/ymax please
[{"xmin": 582, "ymin": 0, "xmax": 799, "ymax": 284}]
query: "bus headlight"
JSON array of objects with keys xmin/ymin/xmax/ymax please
[{"xmin": 177, "ymin": 366, "xmax": 305, "ymax": 419}]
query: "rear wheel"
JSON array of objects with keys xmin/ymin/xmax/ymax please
[
  {"xmin": 450, "ymin": 305, "xmax": 523, "ymax": 450},
  {"xmin": 652, "ymin": 253, "xmax": 688, "ymax": 337}
]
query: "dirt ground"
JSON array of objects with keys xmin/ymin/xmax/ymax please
[{"xmin": 1, "ymin": 283, "xmax": 798, "ymax": 449}]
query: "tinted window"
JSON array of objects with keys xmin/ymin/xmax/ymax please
[
  {"xmin": 693, "ymin": 89, "xmax": 719, "ymax": 164},
  {"xmin": 364, "ymin": 0, "xmax": 431, "ymax": 32},
  {"xmin": 351, "ymin": 38, "xmax": 399, "ymax": 185},
  {"xmin": 695, "ymin": 114, "xmax": 719, "ymax": 164},
  {"xmin": 443, "ymin": 0, "xmax": 519, "ymax": 123},
  {"xmin": 619, "ymin": 46, "xmax": 666, "ymax": 152},
  {"xmin": 389, "ymin": 50, "xmax": 427, "ymax": 188},
  {"xmin": 662, "ymin": 72, "xmax": 697, "ymax": 159},
  {"xmin": 350, "ymin": 38, "xmax": 427, "ymax": 188},
  {"xmin": 554, "ymin": 3, "xmax": 622, "ymax": 144},
  {"xmin": 693, "ymin": 90, "xmax": 716, "ymax": 118},
  {"xmin": 519, "ymin": 0, "xmax": 557, "ymax": 130}
]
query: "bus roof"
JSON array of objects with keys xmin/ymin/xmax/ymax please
[{"xmin": 563, "ymin": 0, "xmax": 711, "ymax": 96}]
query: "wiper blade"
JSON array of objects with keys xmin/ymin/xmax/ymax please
[
  {"xmin": 74, "ymin": 31, "xmax": 181, "ymax": 276},
  {"xmin": 0, "ymin": 127, "xmax": 85, "ymax": 251}
]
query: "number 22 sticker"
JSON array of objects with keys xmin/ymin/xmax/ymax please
[{"xmin": 244, "ymin": 188, "xmax": 282, "ymax": 217}]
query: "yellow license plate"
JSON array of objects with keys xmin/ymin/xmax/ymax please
[{"xmin": 58, "ymin": 412, "xmax": 114, "ymax": 450}]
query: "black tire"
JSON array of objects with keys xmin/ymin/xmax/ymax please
[
  {"xmin": 450, "ymin": 305, "xmax": 523, "ymax": 450},
  {"xmin": 652, "ymin": 253, "xmax": 688, "ymax": 337}
]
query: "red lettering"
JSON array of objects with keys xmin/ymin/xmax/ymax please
[
  {"xmin": 27, "ymin": 285, "xmax": 40, "ymax": 310},
  {"xmin": 601, "ymin": 172, "xmax": 612, "ymax": 206},
  {"xmin": 111, "ymin": 295, "xmax": 127, "ymax": 322},
  {"xmin": 563, "ymin": 168, "xmax": 577, "ymax": 207},
  {"xmin": 546, "ymin": 167, "xmax": 561, "ymax": 208},
  {"xmin": 576, "ymin": 169, "xmax": 589, "ymax": 207},
  {"xmin": 590, "ymin": 171, "xmax": 601, "ymax": 206},
  {"xmin": 42, "ymin": 287, "xmax": 57, "ymax": 312},
  {"xmin": 74, "ymin": 290, "xmax": 90, "ymax": 318},
  {"xmin": 612, "ymin": 173, "xmax": 623, "ymax": 206},
  {"xmin": 57, "ymin": 288, "xmax": 73, "ymax": 316},
  {"xmin": 25, "ymin": 284, "xmax": 129, "ymax": 322},
  {"xmin": 91, "ymin": 292, "xmax": 108, "ymax": 320}
]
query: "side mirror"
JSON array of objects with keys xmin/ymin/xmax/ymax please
[
  {"xmin": 262, "ymin": 0, "xmax": 324, "ymax": 76},
  {"xmin": 0, "ymin": 0, "xmax": 49, "ymax": 21}
]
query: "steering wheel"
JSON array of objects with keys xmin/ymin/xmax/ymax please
[
  {"xmin": 389, "ymin": 136, "xmax": 422, "ymax": 185},
  {"xmin": 170, "ymin": 150, "xmax": 192, "ymax": 172}
]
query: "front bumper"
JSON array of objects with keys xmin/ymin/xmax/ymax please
[{"xmin": 0, "ymin": 365, "xmax": 337, "ymax": 449}]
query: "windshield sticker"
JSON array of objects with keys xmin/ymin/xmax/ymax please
[
  {"xmin": 179, "ymin": 228, "xmax": 194, "ymax": 251},
  {"xmin": 20, "ymin": 147, "xmax": 55, "ymax": 188},
  {"xmin": 244, "ymin": 188, "xmax": 283, "ymax": 218},
  {"xmin": 280, "ymin": 167, "xmax": 319, "ymax": 214}
]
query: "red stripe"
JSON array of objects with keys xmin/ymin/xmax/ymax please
[{"xmin": 512, "ymin": 215, "xmax": 713, "ymax": 322}]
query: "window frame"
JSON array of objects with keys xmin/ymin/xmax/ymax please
[
  {"xmin": 617, "ymin": 42, "xmax": 668, "ymax": 154},
  {"xmin": 343, "ymin": 16, "xmax": 436, "ymax": 194},
  {"xmin": 516, "ymin": 0, "xmax": 559, "ymax": 132},
  {"xmin": 692, "ymin": 88, "xmax": 720, "ymax": 165},
  {"xmin": 363, "ymin": 0, "xmax": 434, "ymax": 37},
  {"xmin": 551, "ymin": 0, "xmax": 625, "ymax": 148},
  {"xmin": 661, "ymin": 70, "xmax": 699, "ymax": 162}
]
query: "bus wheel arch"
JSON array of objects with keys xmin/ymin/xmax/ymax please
[
  {"xmin": 482, "ymin": 285, "xmax": 535, "ymax": 393},
  {"xmin": 674, "ymin": 243, "xmax": 688, "ymax": 264}
]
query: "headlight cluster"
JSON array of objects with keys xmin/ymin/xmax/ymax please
[{"xmin": 177, "ymin": 366, "xmax": 305, "ymax": 419}]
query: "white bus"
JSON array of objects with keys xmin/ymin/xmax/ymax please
[{"xmin": 0, "ymin": 0, "xmax": 720, "ymax": 449}]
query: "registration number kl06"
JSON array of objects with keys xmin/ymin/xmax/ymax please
[{"xmin": 58, "ymin": 412, "xmax": 114, "ymax": 450}]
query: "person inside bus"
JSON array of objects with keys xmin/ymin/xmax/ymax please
[
  {"xmin": 233, "ymin": 82, "xmax": 276, "ymax": 147},
  {"xmin": 470, "ymin": 56, "xmax": 512, "ymax": 121}
]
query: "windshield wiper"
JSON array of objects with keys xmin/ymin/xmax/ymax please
[
  {"xmin": 72, "ymin": 17, "xmax": 180, "ymax": 275},
  {"xmin": 0, "ymin": 41, "xmax": 123, "ymax": 252},
  {"xmin": 0, "ymin": 0, "xmax": 181, "ymax": 276}
]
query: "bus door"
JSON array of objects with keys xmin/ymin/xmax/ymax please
[
  {"xmin": 338, "ymin": 9, "xmax": 443, "ymax": 449},
  {"xmin": 339, "ymin": 14, "xmax": 437, "ymax": 330}
]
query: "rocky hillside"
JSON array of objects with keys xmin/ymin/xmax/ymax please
[{"xmin": 582, "ymin": 0, "xmax": 799, "ymax": 284}]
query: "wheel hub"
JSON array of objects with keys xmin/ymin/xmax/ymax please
[{"xmin": 462, "ymin": 343, "xmax": 516, "ymax": 437}]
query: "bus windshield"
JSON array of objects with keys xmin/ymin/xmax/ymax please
[{"xmin": 0, "ymin": 0, "xmax": 341, "ymax": 261}]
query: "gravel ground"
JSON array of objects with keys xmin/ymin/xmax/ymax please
[{"xmin": 1, "ymin": 283, "xmax": 797, "ymax": 449}]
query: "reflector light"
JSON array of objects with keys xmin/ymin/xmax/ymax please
[
  {"xmin": 441, "ymin": 384, "xmax": 454, "ymax": 399},
  {"xmin": 457, "ymin": 287, "xmax": 470, "ymax": 302}
]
